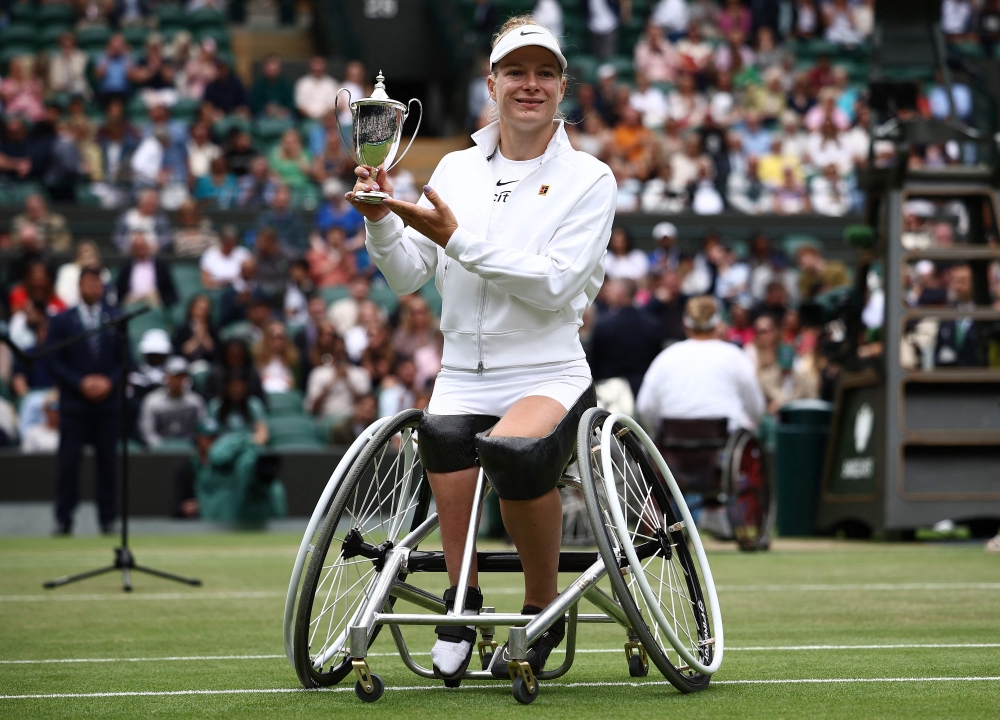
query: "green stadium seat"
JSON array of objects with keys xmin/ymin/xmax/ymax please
[
  {"xmin": 951, "ymin": 41, "xmax": 984, "ymax": 58},
  {"xmin": 369, "ymin": 281, "xmax": 400, "ymax": 315},
  {"xmin": 9, "ymin": 2, "xmax": 37, "ymax": 22},
  {"xmin": 74, "ymin": 183, "xmax": 102, "ymax": 207},
  {"xmin": 187, "ymin": 8, "xmax": 227, "ymax": 29},
  {"xmin": 606, "ymin": 55, "xmax": 634, "ymax": 82},
  {"xmin": 419, "ymin": 280, "xmax": 442, "ymax": 317},
  {"xmin": 268, "ymin": 416, "xmax": 319, "ymax": 444},
  {"xmin": 171, "ymin": 263, "xmax": 204, "ymax": 304},
  {"xmin": 290, "ymin": 185, "xmax": 320, "ymax": 211},
  {"xmin": 567, "ymin": 55, "xmax": 598, "ymax": 84},
  {"xmin": 126, "ymin": 305, "xmax": 170, "ymax": 352},
  {"xmin": 155, "ymin": 4, "xmax": 186, "ymax": 26},
  {"xmin": 149, "ymin": 438, "xmax": 195, "ymax": 453},
  {"xmin": 213, "ymin": 115, "xmax": 252, "ymax": 139},
  {"xmin": 0, "ymin": 24, "xmax": 38, "ymax": 46},
  {"xmin": 76, "ymin": 26, "xmax": 112, "ymax": 50},
  {"xmin": 781, "ymin": 234, "xmax": 823, "ymax": 259},
  {"xmin": 122, "ymin": 26, "xmax": 150, "ymax": 48},
  {"xmin": 38, "ymin": 3, "xmax": 77, "ymax": 25},
  {"xmin": 0, "ymin": 45, "xmax": 37, "ymax": 72},
  {"xmin": 172, "ymin": 97, "xmax": 202, "ymax": 122},
  {"xmin": 196, "ymin": 27, "xmax": 231, "ymax": 49},
  {"xmin": 126, "ymin": 95, "xmax": 150, "ymax": 122},
  {"xmin": 265, "ymin": 390, "xmax": 306, "ymax": 418},
  {"xmin": 0, "ymin": 182, "xmax": 47, "ymax": 208},
  {"xmin": 38, "ymin": 25, "xmax": 73, "ymax": 50},
  {"xmin": 253, "ymin": 117, "xmax": 295, "ymax": 144},
  {"xmin": 269, "ymin": 437, "xmax": 327, "ymax": 451}
]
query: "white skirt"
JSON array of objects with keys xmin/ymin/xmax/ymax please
[{"xmin": 427, "ymin": 359, "xmax": 592, "ymax": 417}]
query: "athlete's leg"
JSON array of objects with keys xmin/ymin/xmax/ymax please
[
  {"xmin": 490, "ymin": 395, "xmax": 566, "ymax": 609},
  {"xmin": 426, "ymin": 467, "xmax": 481, "ymax": 589}
]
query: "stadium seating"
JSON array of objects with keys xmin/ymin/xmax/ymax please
[{"xmin": 265, "ymin": 390, "xmax": 306, "ymax": 418}]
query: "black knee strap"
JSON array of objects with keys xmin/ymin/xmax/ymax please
[
  {"xmin": 419, "ymin": 413, "xmax": 500, "ymax": 473},
  {"xmin": 435, "ymin": 586, "xmax": 484, "ymax": 644},
  {"xmin": 475, "ymin": 385, "xmax": 597, "ymax": 501}
]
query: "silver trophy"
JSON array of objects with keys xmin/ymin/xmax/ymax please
[{"xmin": 336, "ymin": 70, "xmax": 422, "ymax": 204}]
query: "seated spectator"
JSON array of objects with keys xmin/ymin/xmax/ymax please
[
  {"xmin": 284, "ymin": 259, "xmax": 314, "ymax": 328},
  {"xmin": 200, "ymin": 224, "xmax": 251, "ymax": 288},
  {"xmin": 724, "ymin": 300, "xmax": 755, "ymax": 347},
  {"xmin": 237, "ymin": 155, "xmax": 277, "ymax": 209},
  {"xmin": 636, "ymin": 296, "xmax": 765, "ymax": 433},
  {"xmin": 224, "ymin": 130, "xmax": 259, "ymax": 177},
  {"xmin": 928, "ymin": 72, "xmax": 973, "ymax": 122},
  {"xmin": 295, "ymin": 56, "xmax": 340, "ymax": 120},
  {"xmin": 810, "ymin": 164, "xmax": 852, "ymax": 216},
  {"xmin": 219, "ymin": 264, "xmax": 266, "ymax": 329},
  {"xmin": 22, "ymin": 391, "xmax": 61, "ymax": 453},
  {"xmin": 588, "ymin": 279, "xmax": 664, "ymax": 397},
  {"xmin": 316, "ymin": 179, "xmax": 364, "ymax": 237},
  {"xmin": 640, "ymin": 162, "xmax": 687, "ymax": 213},
  {"xmin": 744, "ymin": 314, "xmax": 816, "ymax": 414},
  {"xmin": 787, "ymin": 72, "xmax": 815, "ymax": 117},
  {"xmin": 0, "ymin": 116, "xmax": 32, "ymax": 182},
  {"xmin": 113, "ymin": 189, "xmax": 172, "ymax": 251},
  {"xmin": 328, "ymin": 392, "xmax": 378, "ymax": 444},
  {"xmin": 713, "ymin": 30, "xmax": 755, "ymax": 76},
  {"xmin": 48, "ymin": 33, "xmax": 90, "ymax": 99},
  {"xmin": 172, "ymin": 199, "xmax": 220, "ymax": 256},
  {"xmin": 778, "ymin": 111, "xmax": 809, "ymax": 160},
  {"xmin": 727, "ymin": 155, "xmax": 773, "ymax": 214},
  {"xmin": 327, "ymin": 275, "xmax": 371, "ymax": 335},
  {"xmin": 378, "ymin": 357, "xmax": 419, "ymax": 417},
  {"xmin": 8, "ymin": 260, "xmax": 66, "ymax": 324},
  {"xmin": 94, "ymin": 34, "xmax": 134, "ymax": 107},
  {"xmin": 256, "ymin": 185, "xmax": 308, "ymax": 251},
  {"xmin": 634, "ymin": 21, "xmax": 678, "ymax": 84},
  {"xmin": 186, "ymin": 121, "xmax": 221, "ymax": 186},
  {"xmin": 55, "ymin": 242, "xmax": 107, "ymax": 307},
  {"xmin": 115, "ymin": 231, "xmax": 178, "ymax": 308},
  {"xmin": 254, "ymin": 226, "xmax": 296, "ymax": 300},
  {"xmin": 194, "ymin": 156, "xmax": 239, "ymax": 208},
  {"xmin": 253, "ymin": 320, "xmax": 300, "ymax": 393},
  {"xmin": 674, "ymin": 25, "xmax": 714, "ymax": 76},
  {"xmin": 794, "ymin": 0, "xmax": 819, "ymax": 39},
  {"xmin": 129, "ymin": 128, "xmax": 171, "ymax": 190},
  {"xmin": 203, "ymin": 58, "xmax": 250, "ymax": 117},
  {"xmin": 717, "ymin": 0, "xmax": 752, "ymax": 37},
  {"xmin": 745, "ymin": 67, "xmax": 787, "ymax": 122},
  {"xmin": 250, "ymin": 55, "xmax": 295, "ymax": 118},
  {"xmin": 130, "ymin": 329, "xmax": 174, "ymax": 413},
  {"xmin": 629, "ymin": 71, "xmax": 669, "ymax": 128},
  {"xmin": 804, "ymin": 88, "xmax": 850, "ymax": 132},
  {"xmin": 139, "ymin": 357, "xmax": 206, "ymax": 447},
  {"xmin": 823, "ymin": 0, "xmax": 865, "ymax": 45},
  {"xmin": 645, "ymin": 268, "xmax": 688, "ymax": 342},
  {"xmin": 806, "ymin": 118, "xmax": 853, "ymax": 177},
  {"xmin": 294, "ymin": 295, "xmax": 329, "ymax": 367},
  {"xmin": 175, "ymin": 294, "xmax": 220, "ymax": 366},
  {"xmin": 670, "ymin": 133, "xmax": 713, "ymax": 197},
  {"xmin": 392, "ymin": 296, "xmax": 440, "ymax": 358},
  {"xmin": 0, "ymin": 57, "xmax": 45, "ymax": 122},
  {"xmin": 796, "ymin": 245, "xmax": 849, "ymax": 299},
  {"xmin": 713, "ymin": 244, "xmax": 751, "ymax": 304},
  {"xmin": 10, "ymin": 302, "xmax": 55, "ymax": 433},
  {"xmin": 532, "ymin": 0, "xmax": 564, "ymax": 36},
  {"xmin": 604, "ymin": 228, "xmax": 651, "ymax": 282},
  {"xmin": 758, "ymin": 138, "xmax": 804, "ymax": 187},
  {"xmin": 754, "ymin": 27, "xmax": 789, "ymax": 73},
  {"xmin": 180, "ymin": 38, "xmax": 218, "ymax": 100},
  {"xmin": 11, "ymin": 194, "xmax": 72, "ymax": 253},
  {"xmin": 205, "ymin": 338, "xmax": 265, "ymax": 402},
  {"xmin": 935, "ymin": 263, "xmax": 985, "ymax": 367},
  {"xmin": 665, "ymin": 72, "xmax": 707, "ymax": 129},
  {"xmin": 269, "ymin": 129, "xmax": 313, "ymax": 191},
  {"xmin": 130, "ymin": 35, "xmax": 178, "ymax": 108},
  {"xmin": 772, "ymin": 166, "xmax": 811, "ymax": 215},
  {"xmin": 308, "ymin": 226, "xmax": 357, "ymax": 288},
  {"xmin": 305, "ymin": 323, "xmax": 372, "ymax": 418},
  {"xmin": 207, "ymin": 369, "xmax": 270, "ymax": 445},
  {"xmin": 737, "ymin": 111, "xmax": 772, "ymax": 157},
  {"xmin": 612, "ymin": 106, "xmax": 655, "ymax": 178}
]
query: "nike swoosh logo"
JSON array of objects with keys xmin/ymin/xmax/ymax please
[
  {"xmin": 496, "ymin": 180, "xmax": 518, "ymax": 186},
  {"xmin": 520, "ymin": 30, "xmax": 543, "ymax": 35}
]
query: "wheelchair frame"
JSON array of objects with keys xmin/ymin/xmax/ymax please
[{"xmin": 283, "ymin": 409, "xmax": 724, "ymax": 704}]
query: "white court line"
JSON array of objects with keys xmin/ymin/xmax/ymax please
[
  {"xmin": 4, "ymin": 643, "xmax": 999, "ymax": 666},
  {"xmin": 3, "ymin": 677, "xmax": 1000, "ymax": 700},
  {"xmin": 2, "ymin": 582, "xmax": 996, "ymax": 603}
]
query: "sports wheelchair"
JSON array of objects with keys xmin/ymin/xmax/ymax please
[
  {"xmin": 657, "ymin": 418, "xmax": 774, "ymax": 552},
  {"xmin": 283, "ymin": 407, "xmax": 724, "ymax": 705}
]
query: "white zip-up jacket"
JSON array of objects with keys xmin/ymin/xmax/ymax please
[{"xmin": 365, "ymin": 120, "xmax": 616, "ymax": 372}]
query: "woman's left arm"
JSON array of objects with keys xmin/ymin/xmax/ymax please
[{"xmin": 442, "ymin": 175, "xmax": 617, "ymax": 312}]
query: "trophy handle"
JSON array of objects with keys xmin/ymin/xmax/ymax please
[
  {"xmin": 334, "ymin": 87, "xmax": 360, "ymax": 166},
  {"xmin": 387, "ymin": 98, "xmax": 423, "ymax": 173}
]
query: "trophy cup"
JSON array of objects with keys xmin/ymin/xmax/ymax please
[{"xmin": 336, "ymin": 71, "xmax": 423, "ymax": 204}]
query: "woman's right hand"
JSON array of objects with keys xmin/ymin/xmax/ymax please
[{"xmin": 346, "ymin": 165, "xmax": 392, "ymax": 222}]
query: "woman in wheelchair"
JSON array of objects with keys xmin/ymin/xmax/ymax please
[{"xmin": 346, "ymin": 17, "xmax": 615, "ymax": 682}]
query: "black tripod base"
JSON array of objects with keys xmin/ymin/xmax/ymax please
[{"xmin": 43, "ymin": 547, "xmax": 202, "ymax": 592}]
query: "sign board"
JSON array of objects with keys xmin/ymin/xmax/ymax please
[{"xmin": 824, "ymin": 373, "xmax": 882, "ymax": 501}]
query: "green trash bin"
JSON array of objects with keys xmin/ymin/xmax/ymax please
[{"xmin": 774, "ymin": 399, "xmax": 833, "ymax": 537}]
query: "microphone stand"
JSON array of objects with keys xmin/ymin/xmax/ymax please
[{"xmin": 3, "ymin": 305, "xmax": 201, "ymax": 591}]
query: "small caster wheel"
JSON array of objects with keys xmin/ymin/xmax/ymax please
[
  {"xmin": 628, "ymin": 654, "xmax": 648, "ymax": 678},
  {"xmin": 512, "ymin": 675, "xmax": 538, "ymax": 705},
  {"xmin": 355, "ymin": 673, "xmax": 385, "ymax": 702},
  {"xmin": 444, "ymin": 677, "xmax": 462, "ymax": 688},
  {"xmin": 481, "ymin": 652, "xmax": 493, "ymax": 671}
]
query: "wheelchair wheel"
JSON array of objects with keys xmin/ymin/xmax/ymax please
[
  {"xmin": 721, "ymin": 430, "xmax": 773, "ymax": 552},
  {"xmin": 578, "ymin": 408, "xmax": 724, "ymax": 693},
  {"xmin": 293, "ymin": 409, "xmax": 430, "ymax": 688}
]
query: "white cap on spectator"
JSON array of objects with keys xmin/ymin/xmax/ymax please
[
  {"xmin": 903, "ymin": 199, "xmax": 935, "ymax": 218},
  {"xmin": 915, "ymin": 259, "xmax": 935, "ymax": 277},
  {"xmin": 165, "ymin": 356, "xmax": 190, "ymax": 376},
  {"xmin": 138, "ymin": 329, "xmax": 172, "ymax": 356},
  {"xmin": 652, "ymin": 222, "xmax": 677, "ymax": 240},
  {"xmin": 597, "ymin": 63, "xmax": 617, "ymax": 80},
  {"xmin": 489, "ymin": 24, "xmax": 567, "ymax": 71}
]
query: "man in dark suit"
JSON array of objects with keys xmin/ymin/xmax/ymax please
[
  {"xmin": 114, "ymin": 231, "xmax": 177, "ymax": 308},
  {"xmin": 46, "ymin": 267, "xmax": 126, "ymax": 535},
  {"xmin": 935, "ymin": 264, "xmax": 985, "ymax": 367}
]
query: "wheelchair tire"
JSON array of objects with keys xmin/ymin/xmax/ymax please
[
  {"xmin": 721, "ymin": 430, "xmax": 773, "ymax": 552},
  {"xmin": 578, "ymin": 408, "xmax": 723, "ymax": 693},
  {"xmin": 293, "ymin": 409, "xmax": 430, "ymax": 688}
]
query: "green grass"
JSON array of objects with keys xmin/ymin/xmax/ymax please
[{"xmin": 1, "ymin": 533, "xmax": 999, "ymax": 718}]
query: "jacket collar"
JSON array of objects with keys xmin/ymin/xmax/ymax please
[{"xmin": 471, "ymin": 120, "xmax": 572, "ymax": 164}]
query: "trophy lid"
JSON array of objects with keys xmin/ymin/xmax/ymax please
[{"xmin": 369, "ymin": 71, "xmax": 389, "ymax": 101}]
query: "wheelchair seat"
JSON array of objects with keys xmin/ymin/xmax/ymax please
[{"xmin": 656, "ymin": 417, "xmax": 729, "ymax": 496}]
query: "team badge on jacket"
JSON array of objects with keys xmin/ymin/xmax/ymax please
[{"xmin": 538, "ymin": 184, "xmax": 550, "ymax": 196}]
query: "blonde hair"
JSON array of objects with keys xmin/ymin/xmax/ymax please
[
  {"xmin": 684, "ymin": 296, "xmax": 721, "ymax": 333},
  {"xmin": 487, "ymin": 14, "xmax": 567, "ymax": 123}
]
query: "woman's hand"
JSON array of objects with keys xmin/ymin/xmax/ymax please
[
  {"xmin": 346, "ymin": 165, "xmax": 393, "ymax": 222},
  {"xmin": 383, "ymin": 186, "xmax": 458, "ymax": 248}
]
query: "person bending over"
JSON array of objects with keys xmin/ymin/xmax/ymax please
[{"xmin": 347, "ymin": 17, "xmax": 615, "ymax": 682}]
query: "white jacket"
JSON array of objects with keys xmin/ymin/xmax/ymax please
[{"xmin": 365, "ymin": 121, "xmax": 616, "ymax": 372}]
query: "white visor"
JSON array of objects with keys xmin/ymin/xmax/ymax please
[{"xmin": 490, "ymin": 25, "xmax": 567, "ymax": 72}]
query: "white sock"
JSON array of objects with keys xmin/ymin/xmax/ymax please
[{"xmin": 431, "ymin": 608, "xmax": 477, "ymax": 676}]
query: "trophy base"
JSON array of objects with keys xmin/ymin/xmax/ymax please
[{"xmin": 354, "ymin": 191, "xmax": 390, "ymax": 204}]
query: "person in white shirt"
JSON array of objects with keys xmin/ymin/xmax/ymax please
[
  {"xmin": 185, "ymin": 121, "xmax": 221, "ymax": 184},
  {"xmin": 651, "ymin": 0, "xmax": 689, "ymax": 37},
  {"xmin": 628, "ymin": 71, "xmax": 668, "ymax": 127},
  {"xmin": 636, "ymin": 296, "xmax": 765, "ymax": 434},
  {"xmin": 199, "ymin": 225, "xmax": 251, "ymax": 288},
  {"xmin": 604, "ymin": 228, "xmax": 650, "ymax": 281},
  {"xmin": 587, "ymin": 0, "xmax": 623, "ymax": 60},
  {"xmin": 810, "ymin": 164, "xmax": 852, "ymax": 217},
  {"xmin": 23, "ymin": 392, "xmax": 60, "ymax": 453},
  {"xmin": 532, "ymin": 0, "xmax": 563, "ymax": 37},
  {"xmin": 337, "ymin": 60, "xmax": 368, "ymax": 126},
  {"xmin": 295, "ymin": 57, "xmax": 339, "ymax": 120},
  {"xmin": 130, "ymin": 130, "xmax": 168, "ymax": 189}
]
